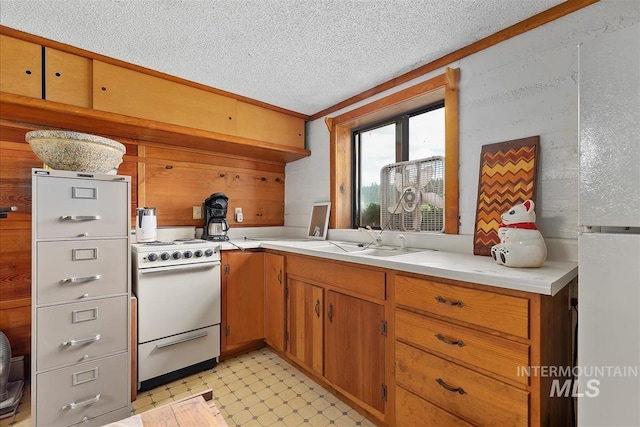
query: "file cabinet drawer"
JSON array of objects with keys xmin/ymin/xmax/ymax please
[
  {"xmin": 395, "ymin": 275, "xmax": 529, "ymax": 338},
  {"xmin": 396, "ymin": 341, "xmax": 528, "ymax": 426},
  {"xmin": 396, "ymin": 309, "xmax": 529, "ymax": 385},
  {"xmin": 36, "ymin": 296, "xmax": 128, "ymax": 371},
  {"xmin": 36, "ymin": 353, "xmax": 129, "ymax": 427},
  {"xmin": 36, "ymin": 239, "xmax": 128, "ymax": 304},
  {"xmin": 34, "ymin": 176, "xmax": 128, "ymax": 239}
]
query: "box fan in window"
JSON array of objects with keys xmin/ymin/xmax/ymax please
[{"xmin": 380, "ymin": 156, "xmax": 444, "ymax": 232}]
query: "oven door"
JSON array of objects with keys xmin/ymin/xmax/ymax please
[{"xmin": 135, "ymin": 261, "xmax": 221, "ymax": 343}]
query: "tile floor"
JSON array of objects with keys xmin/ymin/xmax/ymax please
[{"xmin": 0, "ymin": 347, "xmax": 376, "ymax": 427}]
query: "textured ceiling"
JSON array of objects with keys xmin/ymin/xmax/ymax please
[{"xmin": 0, "ymin": 0, "xmax": 564, "ymax": 115}]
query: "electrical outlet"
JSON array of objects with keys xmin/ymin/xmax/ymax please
[
  {"xmin": 193, "ymin": 206, "xmax": 202, "ymax": 219},
  {"xmin": 235, "ymin": 207, "xmax": 243, "ymax": 222}
]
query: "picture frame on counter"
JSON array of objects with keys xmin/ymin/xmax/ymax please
[{"xmin": 307, "ymin": 202, "xmax": 331, "ymax": 240}]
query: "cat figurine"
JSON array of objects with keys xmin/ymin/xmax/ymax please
[{"xmin": 490, "ymin": 199, "xmax": 547, "ymax": 268}]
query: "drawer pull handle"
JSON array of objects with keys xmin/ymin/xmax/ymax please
[
  {"xmin": 61, "ymin": 215, "xmax": 101, "ymax": 221},
  {"xmin": 61, "ymin": 274, "xmax": 102, "ymax": 284},
  {"xmin": 328, "ymin": 303, "xmax": 334, "ymax": 323},
  {"xmin": 62, "ymin": 393, "xmax": 101, "ymax": 410},
  {"xmin": 435, "ymin": 333, "xmax": 465, "ymax": 347},
  {"xmin": 314, "ymin": 299, "xmax": 320, "ymax": 318},
  {"xmin": 436, "ymin": 378, "xmax": 466, "ymax": 395},
  {"xmin": 62, "ymin": 334, "xmax": 101, "ymax": 347},
  {"xmin": 435, "ymin": 296, "xmax": 464, "ymax": 308},
  {"xmin": 156, "ymin": 331, "xmax": 208, "ymax": 349}
]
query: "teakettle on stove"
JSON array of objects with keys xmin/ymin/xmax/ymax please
[{"xmin": 136, "ymin": 207, "xmax": 157, "ymax": 242}]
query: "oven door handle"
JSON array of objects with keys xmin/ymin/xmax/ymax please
[
  {"xmin": 139, "ymin": 261, "xmax": 220, "ymax": 274},
  {"xmin": 156, "ymin": 331, "xmax": 209, "ymax": 349}
]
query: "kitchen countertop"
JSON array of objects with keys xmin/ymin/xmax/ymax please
[{"xmin": 218, "ymin": 238, "xmax": 577, "ymax": 296}]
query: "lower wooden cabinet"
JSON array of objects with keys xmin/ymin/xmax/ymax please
[
  {"xmin": 264, "ymin": 253, "xmax": 285, "ymax": 352},
  {"xmin": 286, "ymin": 278, "xmax": 324, "ymax": 376},
  {"xmin": 393, "ymin": 273, "xmax": 572, "ymax": 427},
  {"xmin": 221, "ymin": 251, "xmax": 265, "ymax": 354},
  {"xmin": 325, "ymin": 290, "xmax": 386, "ymax": 414}
]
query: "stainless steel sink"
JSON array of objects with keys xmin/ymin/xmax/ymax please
[
  {"xmin": 350, "ymin": 247, "xmax": 428, "ymax": 257},
  {"xmin": 305, "ymin": 241, "xmax": 432, "ymax": 258}
]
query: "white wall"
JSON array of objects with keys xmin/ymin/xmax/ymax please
[{"xmin": 285, "ymin": 0, "xmax": 640, "ymax": 243}]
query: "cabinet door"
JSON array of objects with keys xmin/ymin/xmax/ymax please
[
  {"xmin": 93, "ymin": 61, "xmax": 237, "ymax": 135},
  {"xmin": 325, "ymin": 290, "xmax": 385, "ymax": 413},
  {"xmin": 236, "ymin": 101, "xmax": 305, "ymax": 149},
  {"xmin": 222, "ymin": 251, "xmax": 265, "ymax": 350},
  {"xmin": 45, "ymin": 47, "xmax": 92, "ymax": 108},
  {"xmin": 286, "ymin": 279, "xmax": 323, "ymax": 376},
  {"xmin": 0, "ymin": 35, "xmax": 42, "ymax": 98},
  {"xmin": 264, "ymin": 253, "xmax": 285, "ymax": 352}
]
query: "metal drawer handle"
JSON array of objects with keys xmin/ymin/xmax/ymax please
[
  {"xmin": 277, "ymin": 269, "xmax": 282, "ymax": 285},
  {"xmin": 61, "ymin": 274, "xmax": 102, "ymax": 284},
  {"xmin": 327, "ymin": 303, "xmax": 334, "ymax": 323},
  {"xmin": 314, "ymin": 299, "xmax": 320, "ymax": 318},
  {"xmin": 62, "ymin": 334, "xmax": 101, "ymax": 347},
  {"xmin": 62, "ymin": 394, "xmax": 101, "ymax": 410},
  {"xmin": 156, "ymin": 331, "xmax": 208, "ymax": 349},
  {"xmin": 436, "ymin": 378, "xmax": 466, "ymax": 395},
  {"xmin": 435, "ymin": 333, "xmax": 465, "ymax": 347},
  {"xmin": 435, "ymin": 296, "xmax": 464, "ymax": 308},
  {"xmin": 61, "ymin": 215, "xmax": 101, "ymax": 221}
]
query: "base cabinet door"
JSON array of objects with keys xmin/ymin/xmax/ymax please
[
  {"xmin": 286, "ymin": 278, "xmax": 323, "ymax": 376},
  {"xmin": 325, "ymin": 290, "xmax": 385, "ymax": 413},
  {"xmin": 222, "ymin": 251, "xmax": 265, "ymax": 351},
  {"xmin": 264, "ymin": 253, "xmax": 285, "ymax": 352}
]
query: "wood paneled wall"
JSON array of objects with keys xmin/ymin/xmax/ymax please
[{"xmin": 0, "ymin": 120, "xmax": 285, "ymax": 364}]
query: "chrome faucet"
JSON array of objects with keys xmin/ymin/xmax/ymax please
[
  {"xmin": 398, "ymin": 234, "xmax": 408, "ymax": 250},
  {"xmin": 359, "ymin": 226, "xmax": 383, "ymax": 247}
]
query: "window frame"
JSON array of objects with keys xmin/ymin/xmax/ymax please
[
  {"xmin": 351, "ymin": 101, "xmax": 446, "ymax": 229},
  {"xmin": 326, "ymin": 67, "xmax": 459, "ymax": 234}
]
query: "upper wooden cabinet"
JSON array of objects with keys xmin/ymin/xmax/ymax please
[
  {"xmin": 44, "ymin": 48, "xmax": 92, "ymax": 108},
  {"xmin": 93, "ymin": 61, "xmax": 237, "ymax": 135},
  {"xmin": 237, "ymin": 102, "xmax": 305, "ymax": 149},
  {"xmin": 0, "ymin": 35, "xmax": 42, "ymax": 98}
]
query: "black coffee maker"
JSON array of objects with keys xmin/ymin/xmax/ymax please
[{"xmin": 202, "ymin": 192, "xmax": 230, "ymax": 241}]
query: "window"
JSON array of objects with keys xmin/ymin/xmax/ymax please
[
  {"xmin": 327, "ymin": 67, "xmax": 459, "ymax": 234},
  {"xmin": 353, "ymin": 102, "xmax": 445, "ymax": 229}
]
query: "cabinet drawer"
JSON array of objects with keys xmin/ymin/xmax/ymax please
[
  {"xmin": 396, "ymin": 341, "xmax": 528, "ymax": 426},
  {"xmin": 396, "ymin": 309, "xmax": 529, "ymax": 385},
  {"xmin": 36, "ymin": 353, "xmax": 129, "ymax": 427},
  {"xmin": 36, "ymin": 239, "xmax": 128, "ymax": 304},
  {"xmin": 138, "ymin": 325, "xmax": 220, "ymax": 383},
  {"xmin": 395, "ymin": 275, "xmax": 529, "ymax": 338},
  {"xmin": 287, "ymin": 255, "xmax": 385, "ymax": 301},
  {"xmin": 396, "ymin": 386, "xmax": 472, "ymax": 427},
  {"xmin": 34, "ymin": 176, "xmax": 128, "ymax": 239},
  {"xmin": 36, "ymin": 296, "xmax": 128, "ymax": 371}
]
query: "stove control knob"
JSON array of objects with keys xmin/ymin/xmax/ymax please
[
  {"xmin": 184, "ymin": 251, "xmax": 193, "ymax": 258},
  {"xmin": 194, "ymin": 250, "xmax": 203, "ymax": 258},
  {"xmin": 172, "ymin": 251, "xmax": 182, "ymax": 259},
  {"xmin": 205, "ymin": 248, "xmax": 214, "ymax": 257},
  {"xmin": 147, "ymin": 253, "xmax": 158, "ymax": 262},
  {"xmin": 160, "ymin": 252, "xmax": 170, "ymax": 261}
]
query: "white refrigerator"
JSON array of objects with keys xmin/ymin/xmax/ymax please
[{"xmin": 578, "ymin": 23, "xmax": 640, "ymax": 426}]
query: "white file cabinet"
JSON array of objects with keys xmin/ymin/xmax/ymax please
[{"xmin": 31, "ymin": 169, "xmax": 131, "ymax": 426}]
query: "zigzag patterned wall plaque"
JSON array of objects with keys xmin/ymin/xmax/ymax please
[{"xmin": 473, "ymin": 136, "xmax": 539, "ymax": 256}]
